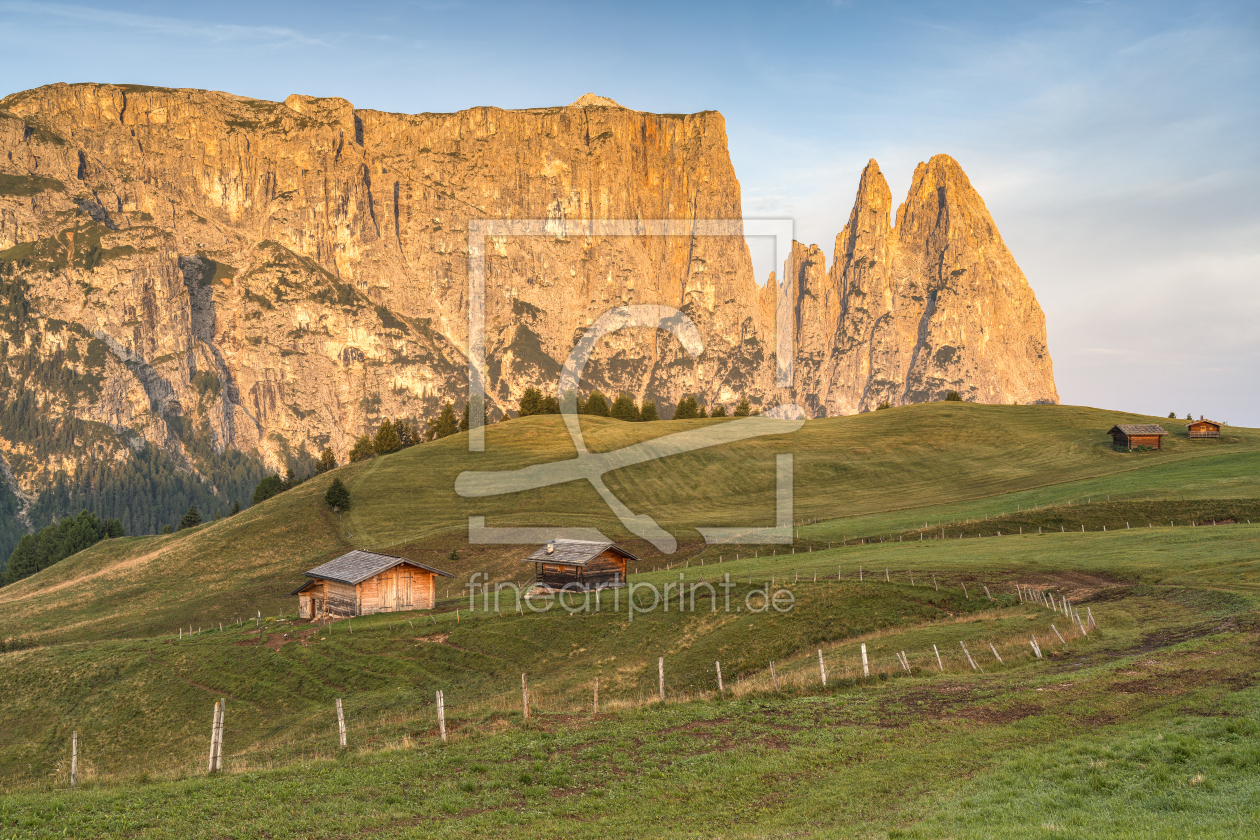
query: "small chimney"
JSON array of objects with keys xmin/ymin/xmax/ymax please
[
  {"xmin": 546, "ymin": 541, "xmax": 554, "ymax": 555},
  {"xmin": 1200, "ymin": 415, "xmax": 1203, "ymax": 420}
]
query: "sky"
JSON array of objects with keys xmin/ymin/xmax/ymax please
[{"xmin": 1, "ymin": 0, "xmax": 1257, "ymax": 425}]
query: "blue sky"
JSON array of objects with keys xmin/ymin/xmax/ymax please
[{"xmin": 2, "ymin": 0, "xmax": 1257, "ymax": 424}]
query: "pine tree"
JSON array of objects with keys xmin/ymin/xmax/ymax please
[
  {"xmin": 373, "ymin": 420, "xmax": 401, "ymax": 454},
  {"xmin": 230, "ymin": 499, "xmax": 240, "ymax": 516},
  {"xmin": 697, "ymin": 403, "xmax": 708, "ymax": 418},
  {"xmin": 541, "ymin": 395, "xmax": 560, "ymax": 414},
  {"xmin": 393, "ymin": 418, "xmax": 414, "ymax": 447},
  {"xmin": 518, "ymin": 388, "xmax": 543, "ymax": 417},
  {"xmin": 349, "ymin": 436, "xmax": 375, "ymax": 462},
  {"xmin": 639, "ymin": 400, "xmax": 660, "ymax": 422},
  {"xmin": 252, "ymin": 475, "xmax": 284, "ymax": 505},
  {"xmin": 584, "ymin": 391, "xmax": 610, "ymax": 417},
  {"xmin": 711, "ymin": 404, "xmax": 728, "ymax": 418},
  {"xmin": 317, "ymin": 447, "xmax": 337, "ymax": 473},
  {"xmin": 428, "ymin": 402, "xmax": 459, "ymax": 440},
  {"xmin": 161, "ymin": 524, "xmax": 173, "ymax": 534},
  {"xmin": 610, "ymin": 393, "xmax": 639, "ymax": 422},
  {"xmin": 734, "ymin": 398, "xmax": 751, "ymax": 417},
  {"xmin": 673, "ymin": 396, "xmax": 700, "ymax": 420},
  {"xmin": 177, "ymin": 504, "xmax": 201, "ymax": 531},
  {"xmin": 281, "ymin": 466, "xmax": 297, "ymax": 491},
  {"xmin": 460, "ymin": 395, "xmax": 486, "ymax": 432},
  {"xmin": 325, "ymin": 477, "xmax": 351, "ymax": 511}
]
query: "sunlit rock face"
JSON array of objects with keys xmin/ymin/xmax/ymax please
[{"xmin": 0, "ymin": 83, "xmax": 1054, "ymax": 506}]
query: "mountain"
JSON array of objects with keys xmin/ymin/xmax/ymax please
[{"xmin": 0, "ymin": 82, "xmax": 1056, "ymax": 549}]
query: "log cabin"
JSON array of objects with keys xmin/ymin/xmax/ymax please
[
  {"xmin": 523, "ymin": 539, "xmax": 637, "ymax": 591},
  {"xmin": 1108, "ymin": 424, "xmax": 1169, "ymax": 451},
  {"xmin": 291, "ymin": 550, "xmax": 454, "ymax": 619},
  {"xmin": 1185, "ymin": 416, "xmax": 1222, "ymax": 440}
]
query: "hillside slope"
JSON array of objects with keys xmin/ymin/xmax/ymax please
[{"xmin": 0, "ymin": 403, "xmax": 1255, "ymax": 644}]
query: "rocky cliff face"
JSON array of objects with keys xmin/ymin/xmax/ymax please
[
  {"xmin": 0, "ymin": 82, "xmax": 1055, "ymax": 535},
  {"xmin": 789, "ymin": 157, "xmax": 1058, "ymax": 414}
]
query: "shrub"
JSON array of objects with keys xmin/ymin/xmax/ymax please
[
  {"xmin": 945, "ymin": 391, "xmax": 963, "ymax": 402},
  {"xmin": 711, "ymin": 405, "xmax": 728, "ymax": 418},
  {"xmin": 876, "ymin": 400, "xmax": 892, "ymax": 411},
  {"xmin": 733, "ymin": 398, "xmax": 751, "ymax": 417}
]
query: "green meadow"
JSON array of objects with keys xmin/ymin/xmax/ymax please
[{"xmin": 1, "ymin": 404, "xmax": 1258, "ymax": 837}]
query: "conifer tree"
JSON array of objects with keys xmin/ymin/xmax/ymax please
[
  {"xmin": 711, "ymin": 404, "xmax": 728, "ymax": 418},
  {"xmin": 178, "ymin": 504, "xmax": 201, "ymax": 531},
  {"xmin": 373, "ymin": 420, "xmax": 401, "ymax": 454},
  {"xmin": 518, "ymin": 388, "xmax": 543, "ymax": 417},
  {"xmin": 584, "ymin": 391, "xmax": 610, "ymax": 417},
  {"xmin": 252, "ymin": 475, "xmax": 284, "ymax": 505},
  {"xmin": 734, "ymin": 398, "xmax": 751, "ymax": 417},
  {"xmin": 673, "ymin": 396, "xmax": 700, "ymax": 420},
  {"xmin": 428, "ymin": 401, "xmax": 459, "ymax": 440},
  {"xmin": 541, "ymin": 395, "xmax": 560, "ymax": 414},
  {"xmin": 325, "ymin": 477, "xmax": 351, "ymax": 511},
  {"xmin": 639, "ymin": 400, "xmax": 660, "ymax": 422},
  {"xmin": 349, "ymin": 435, "xmax": 375, "ymax": 462},
  {"xmin": 317, "ymin": 447, "xmax": 337, "ymax": 473},
  {"xmin": 610, "ymin": 393, "xmax": 639, "ymax": 421},
  {"xmin": 230, "ymin": 500, "xmax": 240, "ymax": 516}
]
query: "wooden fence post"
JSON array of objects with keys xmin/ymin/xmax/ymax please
[
  {"xmin": 1051, "ymin": 625, "xmax": 1066, "ymax": 645},
  {"xmin": 593, "ymin": 678, "xmax": 599, "ymax": 715},
  {"xmin": 336, "ymin": 698, "xmax": 346, "ymax": 749},
  {"xmin": 961, "ymin": 583, "xmax": 970, "ymax": 600},
  {"xmin": 70, "ymin": 731, "xmax": 77, "ymax": 789},
  {"xmin": 933, "ymin": 575, "xmax": 938, "ymax": 591},
  {"xmin": 898, "ymin": 651, "xmax": 911, "ymax": 673},
  {"xmin": 960, "ymin": 641, "xmax": 979, "ymax": 671},
  {"xmin": 716, "ymin": 661, "xmax": 724, "ymax": 696},
  {"xmin": 860, "ymin": 643, "xmax": 869, "ymax": 678},
  {"xmin": 984, "ymin": 586, "xmax": 993, "ymax": 601},
  {"xmin": 933, "ymin": 644, "xmax": 944, "ymax": 672},
  {"xmin": 208, "ymin": 700, "xmax": 222, "ymax": 773},
  {"xmin": 658, "ymin": 657, "xmax": 665, "ymax": 705},
  {"xmin": 436, "ymin": 690, "xmax": 446, "ymax": 743},
  {"xmin": 770, "ymin": 661, "xmax": 780, "ymax": 692},
  {"xmin": 909, "ymin": 571, "xmax": 914, "ymax": 587},
  {"xmin": 521, "ymin": 673, "xmax": 530, "ymax": 721},
  {"xmin": 1030, "ymin": 634, "xmax": 1042, "ymax": 659},
  {"xmin": 884, "ymin": 568, "xmax": 889, "ymax": 582},
  {"xmin": 1087, "ymin": 607, "xmax": 1097, "ymax": 628},
  {"xmin": 818, "ymin": 650, "xmax": 827, "ymax": 687},
  {"xmin": 989, "ymin": 643, "xmax": 1004, "ymax": 665}
]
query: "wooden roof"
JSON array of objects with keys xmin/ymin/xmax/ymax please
[
  {"xmin": 1109, "ymin": 424, "xmax": 1169, "ymax": 436},
  {"xmin": 303, "ymin": 550, "xmax": 454, "ymax": 586},
  {"xmin": 523, "ymin": 539, "xmax": 640, "ymax": 568},
  {"xmin": 1184, "ymin": 418, "xmax": 1221, "ymax": 427}
]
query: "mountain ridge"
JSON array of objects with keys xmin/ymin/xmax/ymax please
[{"xmin": 0, "ymin": 81, "xmax": 1056, "ymax": 547}]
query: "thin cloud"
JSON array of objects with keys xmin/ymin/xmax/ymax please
[{"xmin": 0, "ymin": 1, "xmax": 326, "ymax": 46}]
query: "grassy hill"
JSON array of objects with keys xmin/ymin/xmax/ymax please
[
  {"xmin": 2, "ymin": 402, "xmax": 1259, "ymax": 836},
  {"xmin": 1, "ymin": 403, "xmax": 1256, "ymax": 646}
]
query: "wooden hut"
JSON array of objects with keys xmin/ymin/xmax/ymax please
[
  {"xmin": 1108, "ymin": 424, "xmax": 1169, "ymax": 451},
  {"xmin": 523, "ymin": 539, "xmax": 637, "ymax": 591},
  {"xmin": 1185, "ymin": 416, "xmax": 1222, "ymax": 440},
  {"xmin": 291, "ymin": 550, "xmax": 453, "ymax": 619}
]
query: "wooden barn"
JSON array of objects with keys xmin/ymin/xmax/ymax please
[
  {"xmin": 523, "ymin": 539, "xmax": 637, "ymax": 591},
  {"xmin": 291, "ymin": 550, "xmax": 453, "ymax": 619},
  {"xmin": 1186, "ymin": 416, "xmax": 1222, "ymax": 440},
  {"xmin": 1108, "ymin": 423, "xmax": 1169, "ymax": 451}
]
